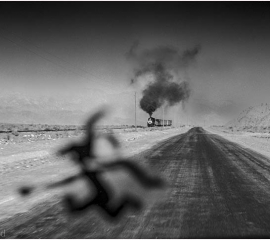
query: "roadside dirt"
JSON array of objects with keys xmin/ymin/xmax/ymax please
[
  {"xmin": 208, "ymin": 127, "xmax": 270, "ymax": 159},
  {"xmin": 0, "ymin": 126, "xmax": 189, "ymax": 222},
  {"xmin": 2, "ymin": 127, "xmax": 270, "ymax": 238}
]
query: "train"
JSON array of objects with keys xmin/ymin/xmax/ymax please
[{"xmin": 147, "ymin": 117, "xmax": 172, "ymax": 127}]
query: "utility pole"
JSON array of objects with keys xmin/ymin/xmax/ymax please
[
  {"xmin": 266, "ymin": 118, "xmax": 270, "ymax": 141},
  {"xmin": 135, "ymin": 91, "xmax": 137, "ymax": 131},
  {"xmin": 173, "ymin": 109, "xmax": 176, "ymax": 128},
  {"xmin": 163, "ymin": 106, "xmax": 164, "ymax": 129}
]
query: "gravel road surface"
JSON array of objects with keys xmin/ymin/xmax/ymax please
[{"xmin": 2, "ymin": 127, "xmax": 270, "ymax": 238}]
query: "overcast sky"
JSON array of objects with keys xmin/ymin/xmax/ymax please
[{"xmin": 0, "ymin": 2, "xmax": 270, "ymax": 125}]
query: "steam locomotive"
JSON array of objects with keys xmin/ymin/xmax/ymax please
[{"xmin": 147, "ymin": 117, "xmax": 172, "ymax": 127}]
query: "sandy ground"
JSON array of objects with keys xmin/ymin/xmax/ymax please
[
  {"xmin": 3, "ymin": 127, "xmax": 270, "ymax": 238},
  {"xmin": 208, "ymin": 127, "xmax": 270, "ymax": 159},
  {"xmin": 0, "ymin": 126, "xmax": 190, "ymax": 221}
]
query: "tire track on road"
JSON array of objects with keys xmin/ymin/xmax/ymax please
[
  {"xmin": 3, "ymin": 127, "xmax": 270, "ymax": 238},
  {"xmin": 122, "ymin": 130, "xmax": 199, "ymax": 238}
]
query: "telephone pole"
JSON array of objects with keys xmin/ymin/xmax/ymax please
[
  {"xmin": 163, "ymin": 106, "xmax": 164, "ymax": 128},
  {"xmin": 135, "ymin": 91, "xmax": 137, "ymax": 131},
  {"xmin": 173, "ymin": 109, "xmax": 176, "ymax": 128}
]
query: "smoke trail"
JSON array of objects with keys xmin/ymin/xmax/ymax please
[{"xmin": 127, "ymin": 43, "xmax": 200, "ymax": 116}]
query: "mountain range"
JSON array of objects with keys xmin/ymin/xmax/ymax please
[
  {"xmin": 225, "ymin": 103, "xmax": 270, "ymax": 131},
  {"xmin": 0, "ymin": 92, "xmax": 145, "ymax": 126}
]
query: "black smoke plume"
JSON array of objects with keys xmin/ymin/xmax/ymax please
[{"xmin": 127, "ymin": 43, "xmax": 201, "ymax": 116}]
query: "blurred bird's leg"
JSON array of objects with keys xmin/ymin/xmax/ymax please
[
  {"xmin": 46, "ymin": 175, "xmax": 81, "ymax": 189},
  {"xmin": 56, "ymin": 143, "xmax": 75, "ymax": 156},
  {"xmin": 102, "ymin": 195, "xmax": 143, "ymax": 219},
  {"xmin": 64, "ymin": 194, "xmax": 98, "ymax": 213},
  {"xmin": 18, "ymin": 175, "xmax": 81, "ymax": 197}
]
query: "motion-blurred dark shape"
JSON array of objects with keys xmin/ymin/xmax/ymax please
[
  {"xmin": 18, "ymin": 186, "xmax": 34, "ymax": 196},
  {"xmin": 18, "ymin": 108, "xmax": 166, "ymax": 221}
]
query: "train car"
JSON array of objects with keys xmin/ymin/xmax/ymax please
[
  {"xmin": 147, "ymin": 117, "xmax": 172, "ymax": 127},
  {"xmin": 155, "ymin": 119, "xmax": 172, "ymax": 126}
]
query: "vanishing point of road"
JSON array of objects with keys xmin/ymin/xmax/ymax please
[{"xmin": 3, "ymin": 127, "xmax": 270, "ymax": 238}]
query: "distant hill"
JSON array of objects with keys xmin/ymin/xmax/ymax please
[
  {"xmin": 0, "ymin": 92, "xmax": 147, "ymax": 126},
  {"xmin": 0, "ymin": 94, "xmax": 89, "ymax": 125},
  {"xmin": 226, "ymin": 103, "xmax": 270, "ymax": 132}
]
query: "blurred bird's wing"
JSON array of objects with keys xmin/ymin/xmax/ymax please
[
  {"xmin": 57, "ymin": 143, "xmax": 75, "ymax": 156},
  {"xmin": 104, "ymin": 134, "xmax": 120, "ymax": 149},
  {"xmin": 84, "ymin": 109, "xmax": 107, "ymax": 136}
]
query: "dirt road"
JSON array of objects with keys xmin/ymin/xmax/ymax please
[{"xmin": 2, "ymin": 127, "xmax": 270, "ymax": 238}]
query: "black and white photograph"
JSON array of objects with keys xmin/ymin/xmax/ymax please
[{"xmin": 1, "ymin": 1, "xmax": 270, "ymax": 238}]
